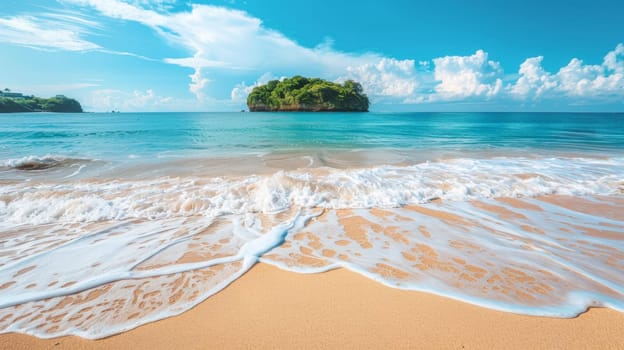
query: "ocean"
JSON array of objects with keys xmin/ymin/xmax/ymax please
[{"xmin": 0, "ymin": 111, "xmax": 623, "ymax": 338}]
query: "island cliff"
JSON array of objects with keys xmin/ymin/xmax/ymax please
[
  {"xmin": 0, "ymin": 92, "xmax": 83, "ymax": 113},
  {"xmin": 247, "ymin": 76, "xmax": 369, "ymax": 112}
]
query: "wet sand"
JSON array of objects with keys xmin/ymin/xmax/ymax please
[{"xmin": 2, "ymin": 263, "xmax": 623, "ymax": 350}]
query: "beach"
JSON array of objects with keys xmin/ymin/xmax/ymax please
[
  {"xmin": 0, "ymin": 112, "xmax": 623, "ymax": 346},
  {"xmin": 3, "ymin": 0, "xmax": 624, "ymax": 346},
  {"xmin": 2, "ymin": 263, "xmax": 624, "ymax": 350}
]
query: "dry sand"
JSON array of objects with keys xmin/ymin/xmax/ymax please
[{"xmin": 2, "ymin": 263, "xmax": 623, "ymax": 350}]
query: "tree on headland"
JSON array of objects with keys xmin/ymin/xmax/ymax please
[
  {"xmin": 0, "ymin": 94, "xmax": 83, "ymax": 113},
  {"xmin": 39, "ymin": 96, "xmax": 83, "ymax": 113},
  {"xmin": 247, "ymin": 76, "xmax": 369, "ymax": 112},
  {"xmin": 0, "ymin": 98, "xmax": 27, "ymax": 112},
  {"xmin": 3, "ymin": 88, "xmax": 9, "ymax": 92}
]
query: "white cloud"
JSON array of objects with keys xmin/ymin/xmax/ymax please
[
  {"xmin": 557, "ymin": 58, "xmax": 605, "ymax": 96},
  {"xmin": 84, "ymin": 89, "xmax": 173, "ymax": 111},
  {"xmin": 509, "ymin": 56, "xmax": 555, "ymax": 98},
  {"xmin": 0, "ymin": 10, "xmax": 155, "ymax": 61},
  {"xmin": 509, "ymin": 44, "xmax": 624, "ymax": 100},
  {"xmin": 432, "ymin": 50, "xmax": 503, "ymax": 99},
  {"xmin": 604, "ymin": 43, "xmax": 624, "ymax": 73},
  {"xmin": 61, "ymin": 0, "xmax": 167, "ymax": 26},
  {"xmin": 230, "ymin": 72, "xmax": 279, "ymax": 103},
  {"xmin": 63, "ymin": 0, "xmax": 417, "ymax": 101},
  {"xmin": 188, "ymin": 68, "xmax": 210, "ymax": 100},
  {"xmin": 151, "ymin": 3, "xmax": 384, "ymax": 81},
  {"xmin": 342, "ymin": 58, "xmax": 418, "ymax": 98},
  {"xmin": 19, "ymin": 0, "xmax": 622, "ymax": 110},
  {"xmin": 83, "ymin": 88, "xmax": 245, "ymax": 112},
  {"xmin": 0, "ymin": 15, "xmax": 100, "ymax": 51},
  {"xmin": 230, "ymin": 83, "xmax": 252, "ymax": 103},
  {"xmin": 31, "ymin": 83, "xmax": 100, "ymax": 96},
  {"xmin": 127, "ymin": 0, "xmax": 177, "ymax": 11}
]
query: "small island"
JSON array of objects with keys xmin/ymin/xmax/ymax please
[
  {"xmin": 0, "ymin": 89, "xmax": 83, "ymax": 113},
  {"xmin": 247, "ymin": 76, "xmax": 369, "ymax": 112}
]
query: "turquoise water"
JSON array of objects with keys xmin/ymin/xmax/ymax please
[
  {"xmin": 0, "ymin": 111, "xmax": 623, "ymax": 339},
  {"xmin": 1, "ymin": 112, "xmax": 623, "ymax": 164}
]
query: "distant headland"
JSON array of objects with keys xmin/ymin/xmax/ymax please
[
  {"xmin": 247, "ymin": 76, "xmax": 369, "ymax": 112},
  {"xmin": 0, "ymin": 89, "xmax": 83, "ymax": 113}
]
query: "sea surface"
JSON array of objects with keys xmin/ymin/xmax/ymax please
[{"xmin": 0, "ymin": 112, "xmax": 623, "ymax": 338}]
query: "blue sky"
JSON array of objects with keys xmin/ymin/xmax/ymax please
[{"xmin": 0, "ymin": 0, "xmax": 623, "ymax": 112}]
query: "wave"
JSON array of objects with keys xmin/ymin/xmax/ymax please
[
  {"xmin": 0, "ymin": 155, "xmax": 622, "ymax": 339},
  {"xmin": 0, "ymin": 196, "xmax": 622, "ymax": 339},
  {"xmin": 0, "ymin": 156, "xmax": 622, "ymax": 225},
  {"xmin": 1, "ymin": 155, "xmax": 92, "ymax": 171}
]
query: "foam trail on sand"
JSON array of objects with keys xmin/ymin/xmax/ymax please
[
  {"xmin": 0, "ymin": 212, "xmax": 316, "ymax": 338},
  {"xmin": 262, "ymin": 197, "xmax": 624, "ymax": 317},
  {"xmin": 0, "ymin": 156, "xmax": 622, "ymax": 338}
]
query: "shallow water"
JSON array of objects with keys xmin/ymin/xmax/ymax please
[{"xmin": 0, "ymin": 112, "xmax": 622, "ymax": 338}]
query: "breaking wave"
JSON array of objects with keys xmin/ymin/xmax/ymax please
[{"xmin": 0, "ymin": 155, "xmax": 622, "ymax": 339}]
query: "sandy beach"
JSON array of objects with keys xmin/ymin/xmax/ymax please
[
  {"xmin": 2, "ymin": 0, "xmax": 624, "ymax": 346},
  {"xmin": 2, "ymin": 263, "xmax": 623, "ymax": 350}
]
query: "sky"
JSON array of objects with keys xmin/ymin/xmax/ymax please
[{"xmin": 0, "ymin": 0, "xmax": 623, "ymax": 112}]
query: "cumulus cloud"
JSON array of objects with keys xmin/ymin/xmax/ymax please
[
  {"xmin": 231, "ymin": 58, "xmax": 420, "ymax": 104},
  {"xmin": 83, "ymin": 87, "xmax": 244, "ymax": 112},
  {"xmin": 84, "ymin": 89, "xmax": 174, "ymax": 111},
  {"xmin": 188, "ymin": 68, "xmax": 210, "ymax": 101},
  {"xmin": 230, "ymin": 83, "xmax": 253, "ymax": 103},
  {"xmin": 509, "ymin": 44, "xmax": 624, "ymax": 100},
  {"xmin": 433, "ymin": 50, "xmax": 503, "ymax": 99},
  {"xmin": 230, "ymin": 72, "xmax": 280, "ymax": 103},
  {"xmin": 509, "ymin": 56, "xmax": 555, "ymax": 98},
  {"xmin": 0, "ymin": 15, "xmax": 100, "ymax": 51},
  {"xmin": 11, "ymin": 0, "xmax": 622, "ymax": 109},
  {"xmin": 342, "ymin": 58, "xmax": 419, "ymax": 98},
  {"xmin": 604, "ymin": 43, "xmax": 624, "ymax": 73}
]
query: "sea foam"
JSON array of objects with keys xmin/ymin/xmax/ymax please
[
  {"xmin": 0, "ymin": 156, "xmax": 622, "ymax": 338},
  {"xmin": 0, "ymin": 156, "xmax": 622, "ymax": 225}
]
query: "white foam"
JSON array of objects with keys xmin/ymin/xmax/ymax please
[
  {"xmin": 0, "ymin": 210, "xmax": 316, "ymax": 338},
  {"xmin": 262, "ymin": 198, "xmax": 624, "ymax": 317},
  {"xmin": 0, "ymin": 156, "xmax": 622, "ymax": 339},
  {"xmin": 0, "ymin": 156, "xmax": 622, "ymax": 225},
  {"xmin": 2, "ymin": 154, "xmax": 68, "ymax": 169}
]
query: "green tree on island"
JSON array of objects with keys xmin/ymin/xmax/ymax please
[{"xmin": 247, "ymin": 76, "xmax": 369, "ymax": 112}]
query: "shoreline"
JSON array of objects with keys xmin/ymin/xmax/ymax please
[{"xmin": 2, "ymin": 263, "xmax": 623, "ymax": 350}]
